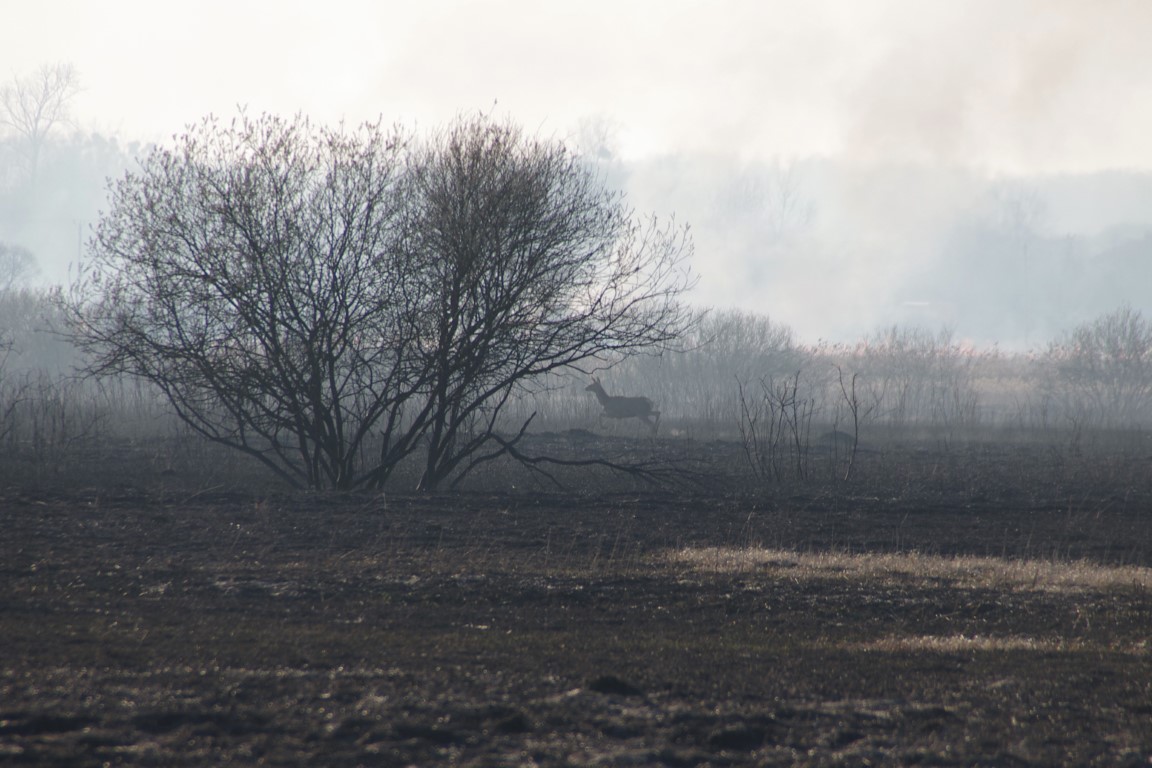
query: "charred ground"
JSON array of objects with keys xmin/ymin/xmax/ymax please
[{"xmin": 2, "ymin": 433, "xmax": 1152, "ymax": 766}]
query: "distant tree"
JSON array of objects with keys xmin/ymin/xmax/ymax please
[
  {"xmin": 0, "ymin": 130, "xmax": 137, "ymax": 280},
  {"xmin": 568, "ymin": 114, "xmax": 630, "ymax": 196},
  {"xmin": 1046, "ymin": 305, "xmax": 1152, "ymax": 426},
  {"xmin": 0, "ymin": 63, "xmax": 81, "ymax": 189},
  {"xmin": 570, "ymin": 114, "xmax": 622, "ymax": 162},
  {"xmin": 0, "ymin": 243, "xmax": 38, "ymax": 291},
  {"xmin": 718, "ymin": 159, "xmax": 813, "ymax": 243},
  {"xmin": 62, "ymin": 112, "xmax": 696, "ymax": 491},
  {"xmin": 847, "ymin": 325, "xmax": 983, "ymax": 428},
  {"xmin": 691, "ymin": 308, "xmax": 796, "ymax": 375}
]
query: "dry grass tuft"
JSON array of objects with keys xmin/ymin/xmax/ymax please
[
  {"xmin": 854, "ymin": 634, "xmax": 1151, "ymax": 654},
  {"xmin": 857, "ymin": 635, "xmax": 1068, "ymax": 652},
  {"xmin": 668, "ymin": 546, "xmax": 1152, "ymax": 593}
]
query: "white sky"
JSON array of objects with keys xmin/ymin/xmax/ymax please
[{"xmin": 5, "ymin": 0, "xmax": 1152, "ymax": 173}]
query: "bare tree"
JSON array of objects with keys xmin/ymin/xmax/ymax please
[
  {"xmin": 570, "ymin": 114, "xmax": 622, "ymax": 162},
  {"xmin": 0, "ymin": 243, "xmax": 38, "ymax": 292},
  {"xmin": 62, "ymin": 112, "xmax": 697, "ymax": 491},
  {"xmin": 396, "ymin": 115, "xmax": 695, "ymax": 490},
  {"xmin": 992, "ymin": 184, "xmax": 1046, "ymax": 346},
  {"xmin": 0, "ymin": 63, "xmax": 81, "ymax": 188},
  {"xmin": 852, "ymin": 325, "xmax": 979, "ymax": 428},
  {"xmin": 63, "ymin": 113, "xmax": 414, "ymax": 489},
  {"xmin": 1045, "ymin": 305, "xmax": 1152, "ymax": 426},
  {"xmin": 720, "ymin": 159, "xmax": 814, "ymax": 244},
  {"xmin": 737, "ymin": 371, "xmax": 814, "ymax": 483},
  {"xmin": 834, "ymin": 365, "xmax": 866, "ymax": 481}
]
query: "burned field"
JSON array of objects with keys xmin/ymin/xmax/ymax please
[{"xmin": 3, "ymin": 436, "xmax": 1152, "ymax": 766}]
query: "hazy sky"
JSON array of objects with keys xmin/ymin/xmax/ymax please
[
  {"xmin": 6, "ymin": 0, "xmax": 1152, "ymax": 173},
  {"xmin": 6, "ymin": 0, "xmax": 1152, "ymax": 346}
]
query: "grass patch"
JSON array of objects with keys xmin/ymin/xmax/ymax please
[
  {"xmin": 669, "ymin": 546, "xmax": 1152, "ymax": 593},
  {"xmin": 853, "ymin": 634, "xmax": 1150, "ymax": 654}
]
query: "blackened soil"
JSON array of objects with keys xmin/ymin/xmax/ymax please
[{"xmin": 2, "ymin": 438, "xmax": 1152, "ymax": 766}]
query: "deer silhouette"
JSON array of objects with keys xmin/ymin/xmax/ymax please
[{"xmin": 585, "ymin": 377, "xmax": 660, "ymax": 434}]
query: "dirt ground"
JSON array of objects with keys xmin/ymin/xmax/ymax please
[{"xmin": 3, "ymin": 434, "xmax": 1152, "ymax": 766}]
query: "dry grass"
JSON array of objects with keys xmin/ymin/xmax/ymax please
[
  {"xmin": 669, "ymin": 546, "xmax": 1152, "ymax": 593},
  {"xmin": 853, "ymin": 634, "xmax": 1150, "ymax": 654}
]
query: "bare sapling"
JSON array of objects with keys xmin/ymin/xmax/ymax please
[
  {"xmin": 585, "ymin": 377, "xmax": 661, "ymax": 435},
  {"xmin": 0, "ymin": 340, "xmax": 22, "ymax": 449},
  {"xmin": 737, "ymin": 377, "xmax": 781, "ymax": 482},
  {"xmin": 780, "ymin": 370, "xmax": 814, "ymax": 480},
  {"xmin": 737, "ymin": 371, "xmax": 813, "ymax": 482},
  {"xmin": 834, "ymin": 365, "xmax": 873, "ymax": 481}
]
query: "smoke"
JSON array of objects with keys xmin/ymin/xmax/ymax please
[
  {"xmin": 9, "ymin": 0, "xmax": 1152, "ymax": 348},
  {"xmin": 9, "ymin": 1, "xmax": 1152, "ymax": 173},
  {"xmin": 838, "ymin": 0, "xmax": 1152, "ymax": 172},
  {"xmin": 616, "ymin": 148, "xmax": 1152, "ymax": 347}
]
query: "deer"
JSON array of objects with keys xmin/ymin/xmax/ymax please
[{"xmin": 585, "ymin": 377, "xmax": 661, "ymax": 434}]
